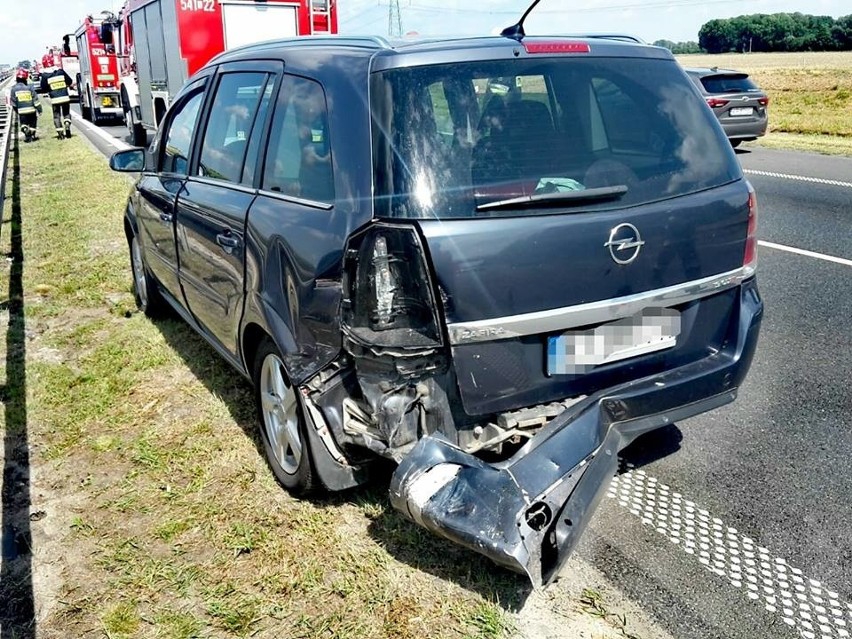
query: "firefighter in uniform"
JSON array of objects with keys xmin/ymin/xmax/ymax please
[
  {"xmin": 39, "ymin": 58, "xmax": 74, "ymax": 139},
  {"xmin": 10, "ymin": 68, "xmax": 42, "ymax": 142}
]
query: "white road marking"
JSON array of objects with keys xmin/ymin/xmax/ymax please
[
  {"xmin": 758, "ymin": 241, "xmax": 852, "ymax": 268},
  {"xmin": 607, "ymin": 469, "xmax": 852, "ymax": 639},
  {"xmin": 744, "ymin": 169, "xmax": 852, "ymax": 190},
  {"xmin": 70, "ymin": 110, "xmax": 131, "ymax": 151}
]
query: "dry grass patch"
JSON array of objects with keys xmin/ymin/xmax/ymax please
[{"xmin": 0, "ymin": 130, "xmax": 520, "ymax": 638}]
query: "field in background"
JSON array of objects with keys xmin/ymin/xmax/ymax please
[{"xmin": 677, "ymin": 51, "xmax": 852, "ymax": 153}]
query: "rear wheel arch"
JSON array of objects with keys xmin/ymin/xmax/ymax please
[{"xmin": 241, "ymin": 322, "xmax": 269, "ymax": 381}]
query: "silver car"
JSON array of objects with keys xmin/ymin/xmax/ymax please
[{"xmin": 684, "ymin": 67, "xmax": 769, "ymax": 147}]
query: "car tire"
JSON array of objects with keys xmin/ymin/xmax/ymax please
[
  {"xmin": 129, "ymin": 233, "xmax": 166, "ymax": 317},
  {"xmin": 253, "ymin": 338, "xmax": 317, "ymax": 495}
]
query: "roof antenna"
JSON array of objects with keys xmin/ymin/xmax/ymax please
[{"xmin": 500, "ymin": 0, "xmax": 543, "ymax": 42}]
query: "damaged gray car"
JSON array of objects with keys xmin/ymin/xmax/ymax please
[{"xmin": 110, "ymin": 20, "xmax": 763, "ymax": 587}]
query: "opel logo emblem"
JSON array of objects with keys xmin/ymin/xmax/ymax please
[{"xmin": 604, "ymin": 223, "xmax": 644, "ymax": 265}]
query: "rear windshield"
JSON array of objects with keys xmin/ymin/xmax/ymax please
[
  {"xmin": 699, "ymin": 73, "xmax": 759, "ymax": 94},
  {"xmin": 370, "ymin": 57, "xmax": 740, "ymax": 219}
]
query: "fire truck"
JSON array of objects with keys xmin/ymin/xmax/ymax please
[
  {"xmin": 118, "ymin": 0, "xmax": 338, "ymax": 146},
  {"xmin": 75, "ymin": 12, "xmax": 124, "ymax": 123},
  {"xmin": 42, "ymin": 38, "xmax": 81, "ymax": 100}
]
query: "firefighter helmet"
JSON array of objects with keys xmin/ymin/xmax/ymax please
[{"xmin": 15, "ymin": 68, "xmax": 28, "ymax": 82}]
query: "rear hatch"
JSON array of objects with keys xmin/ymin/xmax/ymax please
[
  {"xmin": 698, "ymin": 72, "xmax": 768, "ymax": 124},
  {"xmin": 369, "ymin": 47, "xmax": 749, "ymax": 416}
]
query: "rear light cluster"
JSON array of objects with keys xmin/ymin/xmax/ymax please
[
  {"xmin": 744, "ymin": 182, "xmax": 758, "ymax": 275},
  {"xmin": 341, "ymin": 225, "xmax": 444, "ymax": 350},
  {"xmin": 758, "ymin": 96, "xmax": 770, "ymax": 107},
  {"xmin": 705, "ymin": 97, "xmax": 729, "ymax": 108}
]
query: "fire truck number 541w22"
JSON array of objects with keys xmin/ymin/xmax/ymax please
[{"xmin": 180, "ymin": 0, "xmax": 216, "ymax": 11}]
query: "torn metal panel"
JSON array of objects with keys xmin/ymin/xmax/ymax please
[{"xmin": 391, "ymin": 389, "xmax": 736, "ymax": 587}]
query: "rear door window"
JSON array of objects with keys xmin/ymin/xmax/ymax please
[
  {"xmin": 591, "ymin": 77, "xmax": 658, "ymax": 155},
  {"xmin": 261, "ymin": 75, "xmax": 334, "ymax": 204}
]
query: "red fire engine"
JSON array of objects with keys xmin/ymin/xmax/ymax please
[
  {"xmin": 43, "ymin": 36, "xmax": 81, "ymax": 100},
  {"xmin": 75, "ymin": 12, "xmax": 124, "ymax": 123},
  {"xmin": 118, "ymin": 0, "xmax": 338, "ymax": 146}
]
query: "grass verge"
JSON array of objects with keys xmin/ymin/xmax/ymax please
[{"xmin": 0, "ymin": 129, "xmax": 520, "ymax": 638}]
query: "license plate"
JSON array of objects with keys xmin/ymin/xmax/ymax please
[
  {"xmin": 547, "ymin": 308, "xmax": 681, "ymax": 375},
  {"xmin": 101, "ymin": 96, "xmax": 113, "ymax": 107},
  {"xmin": 730, "ymin": 107, "xmax": 753, "ymax": 117}
]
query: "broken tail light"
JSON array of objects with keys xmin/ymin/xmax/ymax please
[
  {"xmin": 744, "ymin": 182, "xmax": 758, "ymax": 276},
  {"xmin": 342, "ymin": 224, "xmax": 444, "ymax": 350}
]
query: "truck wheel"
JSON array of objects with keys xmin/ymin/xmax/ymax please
[
  {"xmin": 81, "ymin": 85, "xmax": 91, "ymax": 121},
  {"xmin": 126, "ymin": 107, "xmax": 146, "ymax": 147},
  {"xmin": 88, "ymin": 87, "xmax": 102, "ymax": 124},
  {"xmin": 129, "ymin": 234, "xmax": 165, "ymax": 317},
  {"xmin": 253, "ymin": 338, "xmax": 317, "ymax": 495}
]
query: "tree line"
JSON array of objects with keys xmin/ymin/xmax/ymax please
[{"xmin": 653, "ymin": 13, "xmax": 852, "ymax": 54}]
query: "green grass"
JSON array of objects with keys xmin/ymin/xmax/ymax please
[{"xmin": 1, "ymin": 126, "xmax": 518, "ymax": 637}]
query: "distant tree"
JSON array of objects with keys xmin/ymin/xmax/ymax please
[
  {"xmin": 831, "ymin": 14, "xmax": 852, "ymax": 49},
  {"xmin": 698, "ymin": 13, "xmax": 852, "ymax": 53},
  {"xmin": 653, "ymin": 39, "xmax": 702, "ymax": 54},
  {"xmin": 699, "ymin": 19, "xmax": 737, "ymax": 53}
]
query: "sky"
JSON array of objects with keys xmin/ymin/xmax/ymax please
[{"xmin": 1, "ymin": 0, "xmax": 848, "ymax": 66}]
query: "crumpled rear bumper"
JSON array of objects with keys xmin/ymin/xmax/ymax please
[{"xmin": 390, "ymin": 280, "xmax": 762, "ymax": 586}]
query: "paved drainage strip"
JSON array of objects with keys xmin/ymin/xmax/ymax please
[{"xmin": 607, "ymin": 468, "xmax": 852, "ymax": 639}]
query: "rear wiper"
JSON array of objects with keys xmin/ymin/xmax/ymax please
[{"xmin": 475, "ymin": 185, "xmax": 628, "ymax": 212}]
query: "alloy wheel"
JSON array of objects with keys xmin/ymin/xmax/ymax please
[{"xmin": 259, "ymin": 353, "xmax": 302, "ymax": 475}]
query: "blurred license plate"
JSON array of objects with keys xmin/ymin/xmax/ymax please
[
  {"xmin": 547, "ymin": 308, "xmax": 681, "ymax": 375},
  {"xmin": 730, "ymin": 107, "xmax": 753, "ymax": 116}
]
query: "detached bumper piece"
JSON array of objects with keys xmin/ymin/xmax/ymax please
[
  {"xmin": 390, "ymin": 280, "xmax": 761, "ymax": 587},
  {"xmin": 391, "ymin": 388, "xmax": 732, "ymax": 587}
]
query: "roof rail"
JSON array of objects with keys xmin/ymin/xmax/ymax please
[
  {"xmin": 567, "ymin": 33, "xmax": 646, "ymax": 44},
  {"xmin": 239, "ymin": 34, "xmax": 393, "ymax": 52}
]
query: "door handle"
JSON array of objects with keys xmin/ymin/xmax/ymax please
[
  {"xmin": 159, "ymin": 212, "xmax": 173, "ymax": 223},
  {"xmin": 216, "ymin": 232, "xmax": 240, "ymax": 249}
]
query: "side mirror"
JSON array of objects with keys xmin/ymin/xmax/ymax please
[{"xmin": 109, "ymin": 148, "xmax": 145, "ymax": 172}]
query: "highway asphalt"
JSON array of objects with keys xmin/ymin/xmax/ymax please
[
  {"xmin": 69, "ymin": 108, "xmax": 852, "ymax": 639},
  {"xmin": 584, "ymin": 147, "xmax": 852, "ymax": 639}
]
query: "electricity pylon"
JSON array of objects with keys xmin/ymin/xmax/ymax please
[{"xmin": 388, "ymin": 0, "xmax": 403, "ymax": 37}]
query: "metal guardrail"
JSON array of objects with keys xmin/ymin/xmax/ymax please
[{"xmin": 0, "ymin": 78, "xmax": 13, "ymax": 221}]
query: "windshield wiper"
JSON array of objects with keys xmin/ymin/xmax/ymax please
[{"xmin": 475, "ymin": 185, "xmax": 628, "ymax": 212}]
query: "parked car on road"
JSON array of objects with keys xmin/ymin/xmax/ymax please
[
  {"xmin": 110, "ymin": 32, "xmax": 763, "ymax": 586},
  {"xmin": 684, "ymin": 67, "xmax": 769, "ymax": 147}
]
